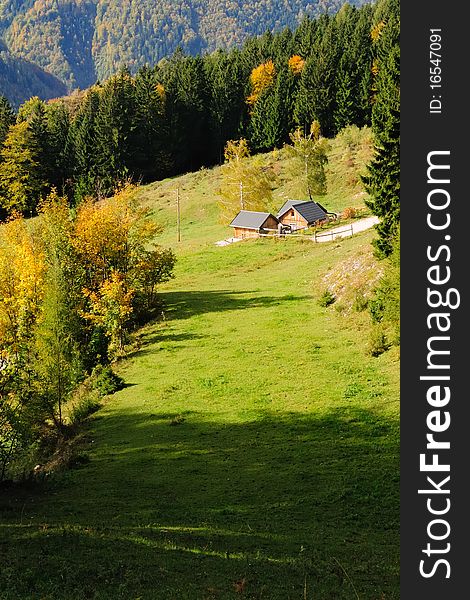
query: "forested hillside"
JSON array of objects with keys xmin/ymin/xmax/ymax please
[
  {"xmin": 0, "ymin": 0, "xmax": 371, "ymax": 100},
  {"xmin": 0, "ymin": 41, "xmax": 66, "ymax": 106},
  {"xmin": 0, "ymin": 0, "xmax": 399, "ymax": 220}
]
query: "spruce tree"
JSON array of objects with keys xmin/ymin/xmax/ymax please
[
  {"xmin": 363, "ymin": 0, "xmax": 400, "ymax": 257},
  {"xmin": 71, "ymin": 88, "xmax": 101, "ymax": 200},
  {"xmin": 94, "ymin": 69, "xmax": 137, "ymax": 194},
  {"xmin": 133, "ymin": 66, "xmax": 171, "ymax": 181},
  {"xmin": 334, "ymin": 57, "xmax": 357, "ymax": 132},
  {"xmin": 0, "ymin": 95, "xmax": 15, "ymax": 147},
  {"xmin": 294, "ymin": 26, "xmax": 337, "ymax": 137},
  {"xmin": 205, "ymin": 50, "xmax": 246, "ymax": 163},
  {"xmin": 46, "ymin": 102, "xmax": 74, "ymax": 195},
  {"xmin": 250, "ymin": 65, "xmax": 293, "ymax": 151}
]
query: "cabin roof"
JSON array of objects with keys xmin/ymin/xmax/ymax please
[
  {"xmin": 230, "ymin": 210, "xmax": 279, "ymax": 230},
  {"xmin": 277, "ymin": 200, "xmax": 327, "ymax": 224}
]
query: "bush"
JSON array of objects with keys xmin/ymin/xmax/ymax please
[
  {"xmin": 367, "ymin": 326, "xmax": 390, "ymax": 357},
  {"xmin": 318, "ymin": 289, "xmax": 336, "ymax": 307},
  {"xmin": 342, "ymin": 207, "xmax": 358, "ymax": 219},
  {"xmin": 91, "ymin": 365, "xmax": 125, "ymax": 396},
  {"xmin": 69, "ymin": 394, "xmax": 101, "ymax": 426},
  {"xmin": 353, "ymin": 292, "xmax": 369, "ymax": 312},
  {"xmin": 369, "ymin": 232, "xmax": 400, "ymax": 342}
]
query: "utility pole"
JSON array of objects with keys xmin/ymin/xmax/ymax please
[
  {"xmin": 176, "ymin": 187, "xmax": 181, "ymax": 242},
  {"xmin": 239, "ymin": 181, "xmax": 245, "ymax": 210}
]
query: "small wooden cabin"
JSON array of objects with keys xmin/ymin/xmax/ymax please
[
  {"xmin": 277, "ymin": 200, "xmax": 328, "ymax": 230},
  {"xmin": 230, "ymin": 210, "xmax": 280, "ymax": 239}
]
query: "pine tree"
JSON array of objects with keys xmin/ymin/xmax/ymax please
[
  {"xmin": 94, "ymin": 69, "xmax": 137, "ymax": 194},
  {"xmin": 363, "ymin": 0, "xmax": 400, "ymax": 257},
  {"xmin": 132, "ymin": 66, "xmax": 171, "ymax": 181},
  {"xmin": 71, "ymin": 87, "xmax": 101, "ymax": 200},
  {"xmin": 0, "ymin": 95, "xmax": 15, "ymax": 147}
]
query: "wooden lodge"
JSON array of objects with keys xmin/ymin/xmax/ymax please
[
  {"xmin": 277, "ymin": 200, "xmax": 328, "ymax": 230},
  {"xmin": 230, "ymin": 210, "xmax": 280, "ymax": 238}
]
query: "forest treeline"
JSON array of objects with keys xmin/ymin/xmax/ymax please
[
  {"xmin": 1, "ymin": 0, "xmax": 396, "ymax": 222},
  {"xmin": 1, "ymin": 0, "xmax": 370, "ymax": 95}
]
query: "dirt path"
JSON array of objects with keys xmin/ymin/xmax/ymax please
[
  {"xmin": 215, "ymin": 216, "xmax": 379, "ymax": 246},
  {"xmin": 314, "ymin": 215, "xmax": 379, "ymax": 242}
]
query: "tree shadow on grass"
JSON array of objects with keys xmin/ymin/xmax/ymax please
[
  {"xmin": 158, "ymin": 290, "xmax": 310, "ymax": 322},
  {"xmin": 126, "ymin": 331, "xmax": 207, "ymax": 360},
  {"xmin": 0, "ymin": 408, "xmax": 399, "ymax": 600}
]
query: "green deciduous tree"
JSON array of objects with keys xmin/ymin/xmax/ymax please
[
  {"xmin": 284, "ymin": 121, "xmax": 329, "ymax": 199},
  {"xmin": 218, "ymin": 138, "xmax": 275, "ymax": 221},
  {"xmin": 0, "ymin": 121, "xmax": 45, "ymax": 215}
]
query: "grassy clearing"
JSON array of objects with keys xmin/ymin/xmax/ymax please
[
  {"xmin": 0, "ymin": 128, "xmax": 398, "ymax": 599},
  {"xmin": 137, "ymin": 125, "xmax": 373, "ymax": 250},
  {"xmin": 0, "ymin": 230, "xmax": 398, "ymax": 599}
]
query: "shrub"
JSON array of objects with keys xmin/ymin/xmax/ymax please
[
  {"xmin": 91, "ymin": 365, "xmax": 125, "ymax": 396},
  {"xmin": 342, "ymin": 207, "xmax": 358, "ymax": 219},
  {"xmin": 367, "ymin": 326, "xmax": 390, "ymax": 357},
  {"xmin": 353, "ymin": 292, "xmax": 369, "ymax": 312},
  {"xmin": 369, "ymin": 232, "xmax": 400, "ymax": 343},
  {"xmin": 69, "ymin": 395, "xmax": 101, "ymax": 426},
  {"xmin": 318, "ymin": 289, "xmax": 335, "ymax": 307}
]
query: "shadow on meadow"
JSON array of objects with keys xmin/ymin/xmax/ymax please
[
  {"xmin": 0, "ymin": 408, "xmax": 399, "ymax": 600},
  {"xmin": 158, "ymin": 290, "xmax": 310, "ymax": 322}
]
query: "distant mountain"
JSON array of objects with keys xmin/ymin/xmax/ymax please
[
  {"xmin": 0, "ymin": 0, "xmax": 371, "ymax": 104},
  {"xmin": 0, "ymin": 41, "xmax": 67, "ymax": 107}
]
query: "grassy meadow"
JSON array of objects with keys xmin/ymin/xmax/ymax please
[{"xmin": 0, "ymin": 127, "xmax": 399, "ymax": 599}]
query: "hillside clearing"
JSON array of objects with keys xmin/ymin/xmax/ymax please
[{"xmin": 0, "ymin": 227, "xmax": 399, "ymax": 599}]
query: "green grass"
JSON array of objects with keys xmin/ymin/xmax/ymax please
[
  {"xmin": 0, "ymin": 232, "xmax": 398, "ymax": 599},
  {"xmin": 137, "ymin": 124, "xmax": 374, "ymax": 250},
  {"xmin": 0, "ymin": 130, "xmax": 398, "ymax": 599}
]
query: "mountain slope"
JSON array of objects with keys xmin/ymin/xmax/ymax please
[
  {"xmin": 1, "ymin": 0, "xmax": 371, "ymax": 94},
  {"xmin": 0, "ymin": 41, "xmax": 67, "ymax": 107}
]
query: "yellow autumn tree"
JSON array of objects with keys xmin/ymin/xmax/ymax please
[
  {"xmin": 247, "ymin": 60, "xmax": 276, "ymax": 106},
  {"xmin": 83, "ymin": 272, "xmax": 134, "ymax": 354},
  {"xmin": 0, "ymin": 215, "xmax": 45, "ymax": 356},
  {"xmin": 73, "ymin": 184, "xmax": 160, "ymax": 286}
]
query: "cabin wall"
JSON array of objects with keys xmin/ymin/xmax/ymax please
[
  {"xmin": 279, "ymin": 209, "xmax": 309, "ymax": 229},
  {"xmin": 263, "ymin": 215, "xmax": 280, "ymax": 230},
  {"xmin": 233, "ymin": 227, "xmax": 259, "ymax": 238}
]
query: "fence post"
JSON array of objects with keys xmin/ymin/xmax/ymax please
[{"xmin": 350, "ymin": 224, "xmax": 354, "ymax": 237}]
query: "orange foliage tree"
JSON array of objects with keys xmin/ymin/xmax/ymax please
[
  {"xmin": 246, "ymin": 60, "xmax": 276, "ymax": 106},
  {"xmin": 288, "ymin": 55, "xmax": 305, "ymax": 75}
]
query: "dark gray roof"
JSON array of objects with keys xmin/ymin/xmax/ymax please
[
  {"xmin": 230, "ymin": 210, "xmax": 279, "ymax": 230},
  {"xmin": 277, "ymin": 199, "xmax": 327, "ymax": 224}
]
